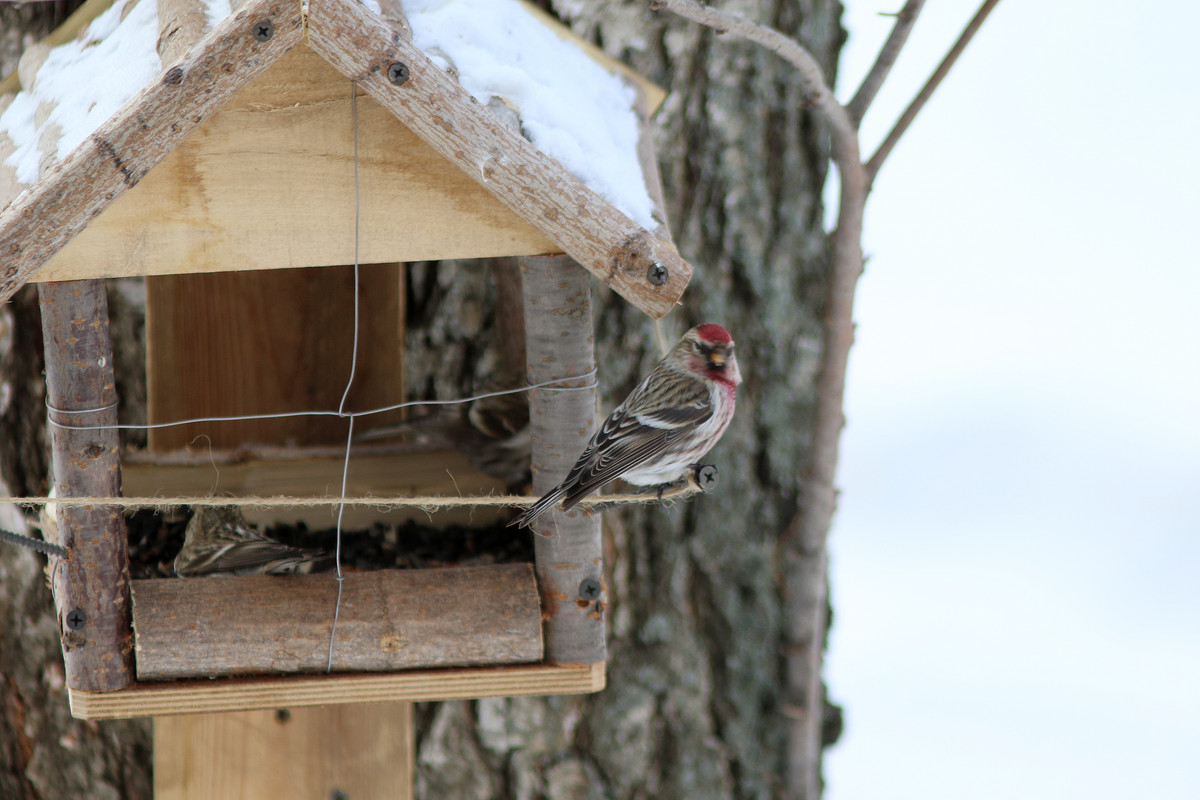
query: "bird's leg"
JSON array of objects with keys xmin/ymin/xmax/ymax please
[{"xmin": 689, "ymin": 463, "xmax": 719, "ymax": 492}]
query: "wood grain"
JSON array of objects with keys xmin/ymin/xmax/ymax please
[
  {"xmin": 70, "ymin": 662, "xmax": 606, "ymax": 720},
  {"xmin": 131, "ymin": 565, "xmax": 543, "ymax": 680},
  {"xmin": 39, "ymin": 279, "xmax": 134, "ymax": 691},
  {"xmin": 144, "ymin": 263, "xmax": 406, "ymax": 451},
  {"xmin": 155, "ymin": 703, "xmax": 413, "ymax": 800},
  {"xmin": 0, "ymin": 0, "xmax": 304, "ymax": 303},
  {"xmin": 121, "ymin": 447, "xmax": 509, "ymax": 528},
  {"xmin": 307, "ymin": 0, "xmax": 691, "ymax": 318},
  {"xmin": 37, "ymin": 45, "xmax": 558, "ymax": 282},
  {"xmin": 519, "ymin": 255, "xmax": 606, "ymax": 664}
]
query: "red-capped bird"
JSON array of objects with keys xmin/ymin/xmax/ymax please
[{"xmin": 509, "ymin": 323, "xmax": 741, "ymax": 529}]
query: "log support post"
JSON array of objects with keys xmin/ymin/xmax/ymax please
[
  {"xmin": 38, "ymin": 279, "xmax": 134, "ymax": 692},
  {"xmin": 519, "ymin": 254, "xmax": 606, "ymax": 665}
]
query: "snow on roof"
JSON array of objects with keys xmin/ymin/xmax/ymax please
[
  {"xmin": 1, "ymin": 0, "xmax": 161, "ymax": 186},
  {"xmin": 1, "ymin": 0, "xmax": 655, "ymax": 230},
  {"xmin": 393, "ymin": 0, "xmax": 656, "ymax": 229}
]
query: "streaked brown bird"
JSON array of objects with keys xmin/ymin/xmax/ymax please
[
  {"xmin": 174, "ymin": 506, "xmax": 326, "ymax": 577},
  {"xmin": 509, "ymin": 324, "xmax": 741, "ymax": 529}
]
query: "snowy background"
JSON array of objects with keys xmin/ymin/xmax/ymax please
[{"xmin": 825, "ymin": 2, "xmax": 1200, "ymax": 797}]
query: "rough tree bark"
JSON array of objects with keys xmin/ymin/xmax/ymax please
[
  {"xmin": 411, "ymin": 2, "xmax": 844, "ymax": 798},
  {"xmin": 0, "ymin": 0, "xmax": 843, "ymax": 797}
]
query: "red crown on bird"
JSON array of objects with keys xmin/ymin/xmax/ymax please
[{"xmin": 696, "ymin": 323, "xmax": 733, "ymax": 345}]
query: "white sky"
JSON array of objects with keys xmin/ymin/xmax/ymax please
[{"xmin": 825, "ymin": 1, "xmax": 1200, "ymax": 797}]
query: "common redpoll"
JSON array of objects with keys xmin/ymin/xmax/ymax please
[
  {"xmin": 174, "ymin": 506, "xmax": 326, "ymax": 577},
  {"xmin": 509, "ymin": 323, "xmax": 741, "ymax": 529}
]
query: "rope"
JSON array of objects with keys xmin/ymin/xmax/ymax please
[{"xmin": 0, "ymin": 484, "xmax": 703, "ymax": 512}]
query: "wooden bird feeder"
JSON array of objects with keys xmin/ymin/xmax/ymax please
[{"xmin": 1, "ymin": 0, "xmax": 689, "ymax": 793}]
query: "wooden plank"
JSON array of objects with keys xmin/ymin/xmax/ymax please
[
  {"xmin": 155, "ymin": 703, "xmax": 414, "ymax": 800},
  {"xmin": 307, "ymin": 0, "xmax": 691, "ymax": 319},
  {"xmin": 39, "ymin": 279, "xmax": 135, "ymax": 691},
  {"xmin": 144, "ymin": 263, "xmax": 406, "ymax": 451},
  {"xmin": 70, "ymin": 662, "xmax": 606, "ymax": 720},
  {"xmin": 519, "ymin": 255, "xmax": 606, "ymax": 664},
  {"xmin": 121, "ymin": 447, "xmax": 509, "ymax": 528},
  {"xmin": 131, "ymin": 565, "xmax": 543, "ymax": 680},
  {"xmin": 37, "ymin": 45, "xmax": 558, "ymax": 282},
  {"xmin": 0, "ymin": 0, "xmax": 304, "ymax": 303}
]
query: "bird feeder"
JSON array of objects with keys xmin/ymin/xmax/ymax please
[{"xmin": 1, "ymin": 0, "xmax": 689, "ymax": 793}]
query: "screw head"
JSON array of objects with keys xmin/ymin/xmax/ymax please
[
  {"xmin": 647, "ymin": 263, "xmax": 669, "ymax": 286},
  {"xmin": 253, "ymin": 20, "xmax": 274, "ymax": 41},
  {"xmin": 66, "ymin": 608, "xmax": 86, "ymax": 630},
  {"xmin": 695, "ymin": 464, "xmax": 719, "ymax": 491},
  {"xmin": 578, "ymin": 578, "xmax": 602, "ymax": 602},
  {"xmin": 387, "ymin": 62, "xmax": 410, "ymax": 85}
]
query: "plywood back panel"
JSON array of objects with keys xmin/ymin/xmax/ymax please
[
  {"xmin": 145, "ymin": 263, "xmax": 404, "ymax": 450},
  {"xmin": 36, "ymin": 44, "xmax": 558, "ymax": 283}
]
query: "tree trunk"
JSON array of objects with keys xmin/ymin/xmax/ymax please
[
  {"xmin": 413, "ymin": 2, "xmax": 844, "ymax": 798},
  {"xmin": 0, "ymin": 0, "xmax": 843, "ymax": 797}
]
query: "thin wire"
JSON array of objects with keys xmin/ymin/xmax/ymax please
[
  {"xmin": 43, "ymin": 370, "xmax": 599, "ymax": 433},
  {"xmin": 45, "ymin": 399, "xmax": 119, "ymax": 416},
  {"xmin": 328, "ymin": 83, "xmax": 362, "ymax": 672}
]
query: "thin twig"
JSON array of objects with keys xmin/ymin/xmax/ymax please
[
  {"xmin": 845, "ymin": 0, "xmax": 927, "ymax": 127},
  {"xmin": 865, "ymin": 0, "xmax": 1002, "ymax": 183}
]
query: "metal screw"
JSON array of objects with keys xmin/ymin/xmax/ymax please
[
  {"xmin": 253, "ymin": 20, "xmax": 274, "ymax": 41},
  {"xmin": 578, "ymin": 578, "xmax": 602, "ymax": 602},
  {"xmin": 66, "ymin": 608, "xmax": 86, "ymax": 630},
  {"xmin": 387, "ymin": 62, "xmax": 410, "ymax": 86},
  {"xmin": 694, "ymin": 464, "xmax": 719, "ymax": 492},
  {"xmin": 647, "ymin": 263, "xmax": 669, "ymax": 286}
]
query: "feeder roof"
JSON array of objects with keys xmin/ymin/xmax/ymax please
[{"xmin": 0, "ymin": 0, "xmax": 690, "ymax": 317}]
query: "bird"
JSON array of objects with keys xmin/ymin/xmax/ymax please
[
  {"xmin": 173, "ymin": 506, "xmax": 327, "ymax": 577},
  {"xmin": 508, "ymin": 323, "xmax": 741, "ymax": 529}
]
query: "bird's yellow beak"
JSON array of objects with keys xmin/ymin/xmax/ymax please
[{"xmin": 709, "ymin": 352, "xmax": 726, "ymax": 368}]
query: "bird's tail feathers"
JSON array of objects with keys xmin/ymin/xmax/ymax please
[{"xmin": 508, "ymin": 485, "xmax": 568, "ymax": 529}]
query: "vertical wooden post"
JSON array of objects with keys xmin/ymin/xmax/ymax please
[
  {"xmin": 147, "ymin": 8, "xmax": 413, "ymax": 792},
  {"xmin": 38, "ymin": 279, "xmax": 134, "ymax": 691},
  {"xmin": 519, "ymin": 254, "xmax": 606, "ymax": 665}
]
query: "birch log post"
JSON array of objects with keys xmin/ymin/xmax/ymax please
[
  {"xmin": 39, "ymin": 279, "xmax": 133, "ymax": 692},
  {"xmin": 519, "ymin": 254, "xmax": 605, "ymax": 664}
]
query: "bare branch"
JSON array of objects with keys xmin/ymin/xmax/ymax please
[
  {"xmin": 845, "ymin": 0, "xmax": 926, "ymax": 127},
  {"xmin": 865, "ymin": 0, "xmax": 1002, "ymax": 184},
  {"xmin": 656, "ymin": 0, "xmax": 858, "ymax": 165}
]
